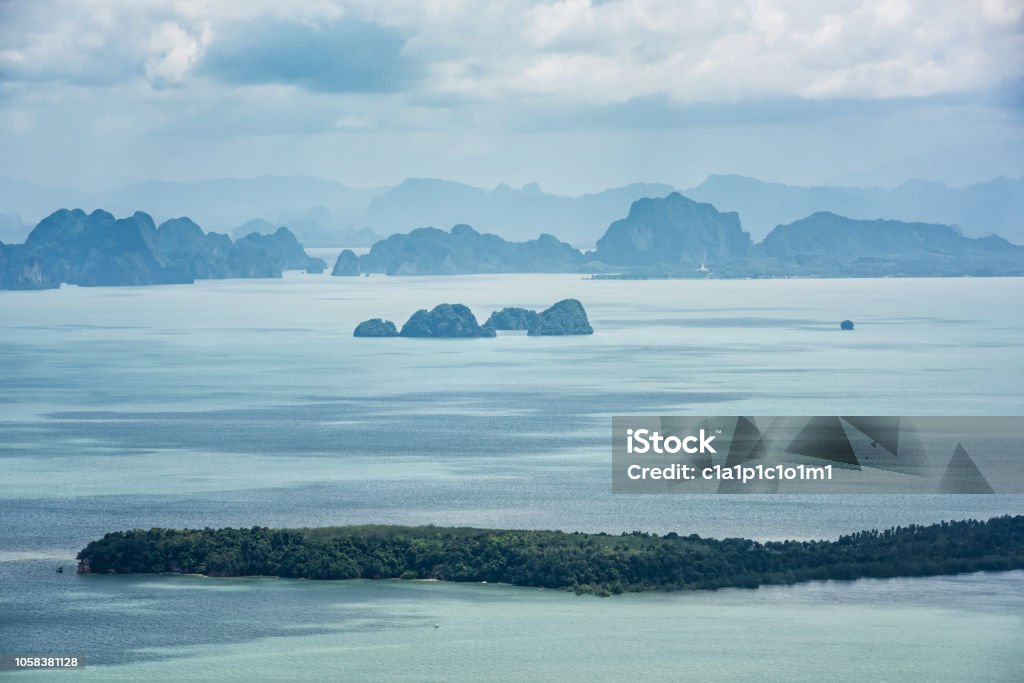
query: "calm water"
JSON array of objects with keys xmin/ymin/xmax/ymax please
[{"xmin": 2, "ymin": 274, "xmax": 1023, "ymax": 680}]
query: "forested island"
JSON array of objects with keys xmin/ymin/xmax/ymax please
[
  {"xmin": 327, "ymin": 193, "xmax": 1024, "ymax": 279},
  {"xmin": 353, "ymin": 299, "xmax": 593, "ymax": 338},
  {"xmin": 6, "ymin": 192, "xmax": 1024, "ymax": 289},
  {"xmin": 77, "ymin": 516, "xmax": 1024, "ymax": 596},
  {"xmin": 0, "ymin": 208, "xmax": 326, "ymax": 289}
]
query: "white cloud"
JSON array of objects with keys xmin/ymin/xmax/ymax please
[
  {"xmin": 144, "ymin": 22, "xmax": 212, "ymax": 85},
  {"xmin": 0, "ymin": 0, "xmax": 1020, "ymax": 195},
  {"xmin": 0, "ymin": 0, "xmax": 1020, "ymax": 103}
]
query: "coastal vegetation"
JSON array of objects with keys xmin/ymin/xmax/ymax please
[
  {"xmin": 353, "ymin": 318, "xmax": 399, "ymax": 337},
  {"xmin": 352, "ymin": 223, "xmax": 584, "ymax": 275},
  {"xmin": 332, "ymin": 193, "xmax": 1024, "ymax": 279},
  {"xmin": 484, "ymin": 306, "xmax": 539, "ymax": 331},
  {"xmin": 527, "ymin": 299, "xmax": 594, "ymax": 336},
  {"xmin": 589, "ymin": 194, "xmax": 1024, "ymax": 277},
  {"xmin": 0, "ymin": 208, "xmax": 325, "ymax": 289},
  {"xmin": 399, "ymin": 303, "xmax": 496, "ymax": 338},
  {"xmin": 331, "ymin": 248, "xmax": 360, "ymax": 276},
  {"xmin": 77, "ymin": 516, "xmax": 1024, "ymax": 596},
  {"xmin": 352, "ymin": 299, "xmax": 593, "ymax": 338},
  {"xmin": 7, "ymin": 191, "xmax": 1024, "ymax": 290}
]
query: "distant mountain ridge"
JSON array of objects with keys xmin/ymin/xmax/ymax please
[
  {"xmin": 232, "ymin": 216, "xmax": 381, "ymax": 248},
  {"xmin": 0, "ymin": 176, "xmax": 676, "ymax": 247},
  {"xmin": 334, "ymin": 193, "xmax": 1024, "ymax": 278},
  {"xmin": 2, "ymin": 173, "xmax": 1022, "ymax": 248},
  {"xmin": 91, "ymin": 176, "xmax": 386, "ymax": 232},
  {"xmin": 362, "ymin": 178, "xmax": 677, "ymax": 245},
  {"xmin": 685, "ymin": 174, "xmax": 1024, "ymax": 244},
  {"xmin": 0, "ymin": 176, "xmax": 387, "ymax": 235}
]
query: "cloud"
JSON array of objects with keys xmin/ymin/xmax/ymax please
[
  {"xmin": 0, "ymin": 1, "xmax": 145, "ymax": 86},
  {"xmin": 0, "ymin": 1, "xmax": 1021, "ymax": 193},
  {"xmin": 0, "ymin": 0, "xmax": 1020, "ymax": 102},
  {"xmin": 145, "ymin": 21, "xmax": 212, "ymax": 86},
  {"xmin": 197, "ymin": 17, "xmax": 418, "ymax": 93},
  {"xmin": 0, "ymin": 0, "xmax": 345, "ymax": 87},
  {"xmin": 466, "ymin": 0, "xmax": 1024, "ymax": 104}
]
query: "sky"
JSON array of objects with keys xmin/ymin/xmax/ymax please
[{"xmin": 1, "ymin": 0, "xmax": 1022, "ymax": 195}]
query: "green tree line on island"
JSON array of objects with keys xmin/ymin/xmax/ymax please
[{"xmin": 77, "ymin": 516, "xmax": 1024, "ymax": 596}]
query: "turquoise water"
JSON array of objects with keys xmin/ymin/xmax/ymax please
[
  {"xmin": 2, "ymin": 274, "xmax": 1023, "ymax": 680},
  {"xmin": 6, "ymin": 569, "xmax": 1024, "ymax": 682}
]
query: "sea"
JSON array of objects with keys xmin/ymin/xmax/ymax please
[{"xmin": 1, "ymin": 271, "xmax": 1023, "ymax": 681}]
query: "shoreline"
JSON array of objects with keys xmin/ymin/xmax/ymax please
[{"xmin": 76, "ymin": 517, "xmax": 1024, "ymax": 597}]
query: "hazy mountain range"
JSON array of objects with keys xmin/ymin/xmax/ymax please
[
  {"xmin": 327, "ymin": 193, "xmax": 1024, "ymax": 279},
  {"xmin": 6, "ymin": 192, "xmax": 1023, "ymax": 289},
  {"xmin": 1, "ymin": 174, "xmax": 1021, "ymax": 247},
  {"xmin": 685, "ymin": 175, "xmax": 1024, "ymax": 243}
]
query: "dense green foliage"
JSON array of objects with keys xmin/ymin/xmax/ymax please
[
  {"xmin": 526, "ymin": 299, "xmax": 593, "ymax": 336},
  {"xmin": 78, "ymin": 517, "xmax": 1024, "ymax": 596},
  {"xmin": 358, "ymin": 224, "xmax": 584, "ymax": 276},
  {"xmin": 353, "ymin": 318, "xmax": 399, "ymax": 337},
  {"xmin": 484, "ymin": 306, "xmax": 539, "ymax": 331},
  {"xmin": 588, "ymin": 194, "xmax": 1024, "ymax": 278},
  {"xmin": 399, "ymin": 303, "xmax": 496, "ymax": 337},
  {"xmin": 0, "ymin": 208, "xmax": 327, "ymax": 290},
  {"xmin": 593, "ymin": 193, "xmax": 751, "ymax": 267}
]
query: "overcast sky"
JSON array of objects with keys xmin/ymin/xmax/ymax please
[{"xmin": 1, "ymin": 0, "xmax": 1022, "ymax": 194}]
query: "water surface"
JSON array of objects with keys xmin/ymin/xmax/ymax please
[{"xmin": 1, "ymin": 275, "xmax": 1023, "ymax": 680}]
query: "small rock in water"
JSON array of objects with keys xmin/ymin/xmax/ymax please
[{"xmin": 353, "ymin": 318, "xmax": 399, "ymax": 337}]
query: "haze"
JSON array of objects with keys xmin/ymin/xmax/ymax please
[{"xmin": 0, "ymin": 0, "xmax": 1022, "ymax": 196}]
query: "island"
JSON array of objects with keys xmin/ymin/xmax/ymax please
[
  {"xmin": 9, "ymin": 196, "xmax": 1024, "ymax": 289},
  {"xmin": 399, "ymin": 303, "xmax": 496, "ymax": 337},
  {"xmin": 484, "ymin": 307, "xmax": 540, "ymax": 331},
  {"xmin": 586, "ymin": 195, "xmax": 1024, "ymax": 278},
  {"xmin": 527, "ymin": 299, "xmax": 594, "ymax": 336},
  {"xmin": 590, "ymin": 192, "xmax": 751, "ymax": 269},
  {"xmin": 76, "ymin": 516, "xmax": 1024, "ymax": 596},
  {"xmin": 342, "ymin": 224, "xmax": 584, "ymax": 275},
  {"xmin": 353, "ymin": 300, "xmax": 595, "ymax": 338},
  {"xmin": 0, "ymin": 208, "xmax": 326, "ymax": 289},
  {"xmin": 353, "ymin": 319, "xmax": 399, "ymax": 337},
  {"xmin": 753, "ymin": 211, "xmax": 1024, "ymax": 277},
  {"xmin": 332, "ymin": 249, "xmax": 360, "ymax": 276},
  {"xmin": 330, "ymin": 193, "xmax": 1024, "ymax": 280}
]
